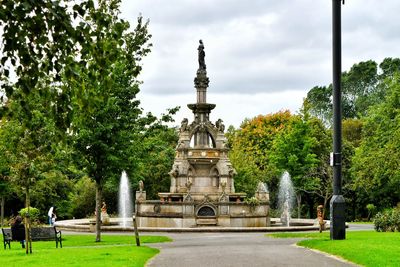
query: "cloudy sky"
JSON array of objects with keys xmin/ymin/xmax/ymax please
[{"xmin": 120, "ymin": 0, "xmax": 400, "ymax": 128}]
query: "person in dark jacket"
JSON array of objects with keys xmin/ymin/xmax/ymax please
[{"xmin": 11, "ymin": 215, "xmax": 25, "ymax": 248}]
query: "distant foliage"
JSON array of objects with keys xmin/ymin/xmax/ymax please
[
  {"xmin": 68, "ymin": 176, "xmax": 96, "ymax": 218},
  {"xmin": 373, "ymin": 207, "xmax": 400, "ymax": 232}
]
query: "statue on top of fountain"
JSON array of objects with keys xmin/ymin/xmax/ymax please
[{"xmin": 198, "ymin": 39, "xmax": 206, "ymax": 70}]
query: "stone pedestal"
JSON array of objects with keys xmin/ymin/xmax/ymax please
[
  {"xmin": 136, "ymin": 191, "xmax": 146, "ymax": 201},
  {"xmin": 101, "ymin": 212, "xmax": 110, "ymax": 225}
]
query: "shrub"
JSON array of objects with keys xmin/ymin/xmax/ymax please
[
  {"xmin": 19, "ymin": 207, "xmax": 40, "ymax": 225},
  {"xmin": 373, "ymin": 207, "xmax": 400, "ymax": 232}
]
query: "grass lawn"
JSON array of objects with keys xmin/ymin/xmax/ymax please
[
  {"xmin": 0, "ymin": 234, "xmax": 171, "ymax": 267},
  {"xmin": 269, "ymin": 231, "xmax": 400, "ymax": 267}
]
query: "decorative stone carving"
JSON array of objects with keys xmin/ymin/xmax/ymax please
[
  {"xmin": 219, "ymin": 180, "xmax": 229, "ymax": 202},
  {"xmin": 256, "ymin": 181, "xmax": 267, "ymax": 192},
  {"xmin": 101, "ymin": 202, "xmax": 110, "ymax": 225},
  {"xmin": 137, "ymin": 181, "xmax": 146, "ymax": 201},
  {"xmin": 184, "ymin": 178, "xmax": 193, "ymax": 203},
  {"xmin": 215, "ymin": 119, "xmax": 225, "ymax": 133},
  {"xmin": 194, "ymin": 70, "xmax": 210, "ymax": 88},
  {"xmin": 220, "ymin": 180, "xmax": 227, "ymax": 193},
  {"xmin": 185, "ymin": 178, "xmax": 192, "ymax": 193},
  {"xmin": 176, "ymin": 140, "xmax": 186, "ymax": 149},
  {"xmin": 169, "ymin": 165, "xmax": 179, "ymax": 178},
  {"xmin": 138, "ymin": 180, "xmax": 144, "ymax": 193},
  {"xmin": 180, "ymin": 118, "xmax": 189, "ymax": 132},
  {"xmin": 255, "ymin": 181, "xmax": 269, "ymax": 201},
  {"xmin": 228, "ymin": 165, "xmax": 237, "ymax": 177}
]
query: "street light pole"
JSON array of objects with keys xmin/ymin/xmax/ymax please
[{"xmin": 330, "ymin": 0, "xmax": 346, "ymax": 240}]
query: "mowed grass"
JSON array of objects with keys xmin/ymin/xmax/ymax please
[
  {"xmin": 268, "ymin": 231, "xmax": 400, "ymax": 267},
  {"xmin": 0, "ymin": 234, "xmax": 171, "ymax": 267}
]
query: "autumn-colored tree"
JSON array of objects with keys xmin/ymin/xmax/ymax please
[{"xmin": 228, "ymin": 111, "xmax": 294, "ymax": 198}]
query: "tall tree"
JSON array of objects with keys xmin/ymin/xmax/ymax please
[
  {"xmin": 0, "ymin": 119, "xmax": 12, "ymax": 227},
  {"xmin": 67, "ymin": 0, "xmax": 152, "ymax": 242},
  {"xmin": 269, "ymin": 114, "xmax": 323, "ymax": 218},
  {"xmin": 1, "ymin": 83, "xmax": 61, "ymax": 253},
  {"xmin": 304, "ymin": 58, "xmax": 400, "ymax": 124}
]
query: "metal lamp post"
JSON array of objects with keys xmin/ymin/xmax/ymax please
[{"xmin": 330, "ymin": 0, "xmax": 346, "ymax": 240}]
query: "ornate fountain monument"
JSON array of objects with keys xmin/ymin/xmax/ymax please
[{"xmin": 135, "ymin": 40, "xmax": 270, "ymax": 228}]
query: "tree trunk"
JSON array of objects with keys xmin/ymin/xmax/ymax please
[
  {"xmin": 352, "ymin": 193, "xmax": 356, "ymax": 221},
  {"xmin": 322, "ymin": 191, "xmax": 331, "ymax": 219},
  {"xmin": 1, "ymin": 196, "xmax": 4, "ymax": 227},
  {"xmin": 296, "ymin": 193, "xmax": 301, "ymax": 219},
  {"xmin": 307, "ymin": 194, "xmax": 314, "ymax": 219},
  {"xmin": 95, "ymin": 183, "xmax": 102, "ymax": 242},
  {"xmin": 25, "ymin": 183, "xmax": 32, "ymax": 254}
]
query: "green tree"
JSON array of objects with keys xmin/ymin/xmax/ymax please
[
  {"xmin": 67, "ymin": 0, "xmax": 152, "ymax": 242},
  {"xmin": 304, "ymin": 58, "xmax": 400, "ymax": 124},
  {"xmin": 134, "ymin": 124, "xmax": 178, "ymax": 199},
  {"xmin": 2, "ymin": 84, "xmax": 62, "ymax": 253},
  {"xmin": 0, "ymin": 119, "xmax": 13, "ymax": 227},
  {"xmin": 269, "ymin": 115, "xmax": 322, "ymax": 218},
  {"xmin": 0, "ymin": 0, "xmax": 93, "ymax": 97},
  {"xmin": 351, "ymin": 73, "xmax": 400, "ymax": 210}
]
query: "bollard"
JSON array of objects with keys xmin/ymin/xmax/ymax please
[{"xmin": 133, "ymin": 215, "xmax": 140, "ymax": 247}]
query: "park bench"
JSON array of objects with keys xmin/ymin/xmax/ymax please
[{"xmin": 2, "ymin": 226, "xmax": 62, "ymax": 249}]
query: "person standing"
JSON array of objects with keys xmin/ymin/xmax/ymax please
[{"xmin": 48, "ymin": 206, "xmax": 55, "ymax": 226}]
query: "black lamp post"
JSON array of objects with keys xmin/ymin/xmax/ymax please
[{"xmin": 330, "ymin": 0, "xmax": 346, "ymax": 240}]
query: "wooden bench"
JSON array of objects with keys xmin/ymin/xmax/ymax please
[{"xmin": 2, "ymin": 226, "xmax": 62, "ymax": 249}]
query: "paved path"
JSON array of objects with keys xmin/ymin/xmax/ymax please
[
  {"xmin": 147, "ymin": 232, "xmax": 357, "ymax": 267},
  {"xmin": 347, "ymin": 223, "xmax": 374, "ymax": 231}
]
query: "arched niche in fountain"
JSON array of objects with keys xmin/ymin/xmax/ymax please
[
  {"xmin": 196, "ymin": 205, "xmax": 216, "ymax": 217},
  {"xmin": 189, "ymin": 130, "xmax": 216, "ymax": 148}
]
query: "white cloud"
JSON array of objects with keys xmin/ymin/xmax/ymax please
[{"xmin": 121, "ymin": 0, "xmax": 400, "ymax": 128}]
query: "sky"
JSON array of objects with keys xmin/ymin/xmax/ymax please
[{"xmin": 120, "ymin": 0, "xmax": 400, "ymax": 128}]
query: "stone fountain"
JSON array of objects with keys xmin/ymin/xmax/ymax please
[
  {"xmin": 54, "ymin": 42, "xmax": 332, "ymax": 232},
  {"xmin": 135, "ymin": 40, "xmax": 270, "ymax": 228}
]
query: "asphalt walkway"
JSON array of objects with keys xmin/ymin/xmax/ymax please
[{"xmin": 147, "ymin": 232, "xmax": 357, "ymax": 267}]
